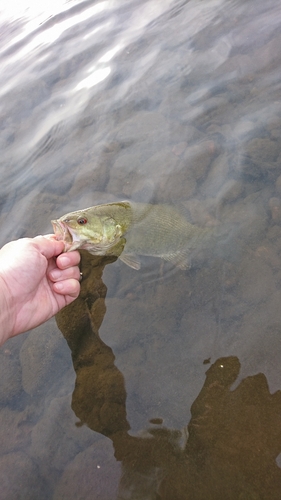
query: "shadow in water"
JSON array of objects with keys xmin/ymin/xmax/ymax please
[{"xmin": 56, "ymin": 251, "xmax": 281, "ymax": 499}]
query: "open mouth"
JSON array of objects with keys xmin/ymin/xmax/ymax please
[
  {"xmin": 51, "ymin": 220, "xmax": 73, "ymax": 247},
  {"xmin": 51, "ymin": 219, "xmax": 85, "ymax": 252}
]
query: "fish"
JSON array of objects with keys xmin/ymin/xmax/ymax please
[{"xmin": 51, "ymin": 201, "xmax": 213, "ymax": 270}]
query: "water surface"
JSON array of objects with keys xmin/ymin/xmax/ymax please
[{"xmin": 1, "ymin": 0, "xmax": 281, "ymax": 498}]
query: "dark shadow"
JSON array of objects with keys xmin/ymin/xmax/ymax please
[{"xmin": 56, "ymin": 251, "xmax": 281, "ymax": 499}]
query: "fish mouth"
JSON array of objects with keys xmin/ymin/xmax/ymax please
[
  {"xmin": 51, "ymin": 218, "xmax": 122, "ymax": 254},
  {"xmin": 51, "ymin": 220, "xmax": 80, "ymax": 251}
]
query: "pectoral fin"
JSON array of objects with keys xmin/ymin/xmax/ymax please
[{"xmin": 119, "ymin": 253, "xmax": 141, "ymax": 270}]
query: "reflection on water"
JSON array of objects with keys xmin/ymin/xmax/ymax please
[
  {"xmin": 1, "ymin": 0, "xmax": 281, "ymax": 497},
  {"xmin": 55, "ymin": 252, "xmax": 281, "ymax": 498}
]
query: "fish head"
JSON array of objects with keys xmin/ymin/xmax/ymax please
[{"xmin": 52, "ymin": 208, "xmax": 123, "ymax": 253}]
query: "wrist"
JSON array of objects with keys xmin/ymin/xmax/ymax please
[{"xmin": 0, "ymin": 275, "xmax": 16, "ymax": 345}]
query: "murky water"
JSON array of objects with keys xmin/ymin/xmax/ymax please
[{"xmin": 1, "ymin": 0, "xmax": 281, "ymax": 497}]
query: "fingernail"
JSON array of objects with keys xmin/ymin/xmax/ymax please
[
  {"xmin": 58, "ymin": 256, "xmax": 70, "ymax": 267},
  {"xmin": 54, "ymin": 281, "xmax": 63, "ymax": 291},
  {"xmin": 50, "ymin": 269, "xmax": 62, "ymax": 280}
]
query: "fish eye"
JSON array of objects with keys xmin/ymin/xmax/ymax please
[{"xmin": 77, "ymin": 217, "xmax": 88, "ymax": 225}]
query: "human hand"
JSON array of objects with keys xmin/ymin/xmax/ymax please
[{"xmin": 0, "ymin": 236, "xmax": 81, "ymax": 344}]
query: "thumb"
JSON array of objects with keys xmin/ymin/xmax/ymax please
[{"xmin": 33, "ymin": 235, "xmax": 65, "ymax": 260}]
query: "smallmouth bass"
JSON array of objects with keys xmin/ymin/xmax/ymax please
[{"xmin": 51, "ymin": 201, "xmax": 212, "ymax": 270}]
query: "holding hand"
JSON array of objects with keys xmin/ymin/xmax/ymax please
[{"xmin": 0, "ymin": 236, "xmax": 81, "ymax": 345}]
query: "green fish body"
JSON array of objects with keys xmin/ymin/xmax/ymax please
[{"xmin": 52, "ymin": 201, "xmax": 212, "ymax": 270}]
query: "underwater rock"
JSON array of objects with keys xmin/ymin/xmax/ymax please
[
  {"xmin": 237, "ymin": 256, "xmax": 276, "ymax": 305},
  {"xmin": 53, "ymin": 439, "xmax": 121, "ymax": 500},
  {"xmin": 20, "ymin": 321, "xmax": 71, "ymax": 396},
  {"xmin": 0, "ymin": 407, "xmax": 32, "ymax": 454},
  {"xmin": 236, "ymin": 138, "xmax": 280, "ymax": 180},
  {"xmin": 184, "ymin": 141, "xmax": 217, "ymax": 181},
  {"xmin": 269, "ymin": 197, "xmax": 281, "ymax": 223},
  {"xmin": 114, "ymin": 111, "xmax": 169, "ymax": 146},
  {"xmin": 30, "ymin": 395, "xmax": 97, "ymax": 481},
  {"xmin": 0, "ymin": 451, "xmax": 49, "ymax": 500},
  {"xmin": 0, "ymin": 349, "xmax": 22, "ymax": 405},
  {"xmin": 106, "ymin": 152, "xmax": 143, "ymax": 197}
]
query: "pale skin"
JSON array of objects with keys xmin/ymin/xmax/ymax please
[{"xmin": 0, "ymin": 235, "xmax": 81, "ymax": 345}]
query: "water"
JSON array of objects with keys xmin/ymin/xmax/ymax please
[{"xmin": 1, "ymin": 0, "xmax": 281, "ymax": 497}]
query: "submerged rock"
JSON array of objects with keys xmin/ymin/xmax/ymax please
[
  {"xmin": 20, "ymin": 320, "xmax": 71, "ymax": 396},
  {"xmin": 0, "ymin": 451, "xmax": 49, "ymax": 500},
  {"xmin": 53, "ymin": 439, "xmax": 121, "ymax": 500}
]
